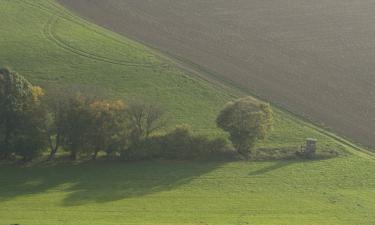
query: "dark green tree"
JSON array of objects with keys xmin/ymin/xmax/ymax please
[
  {"xmin": 60, "ymin": 94, "xmax": 93, "ymax": 160},
  {"xmin": 43, "ymin": 91, "xmax": 70, "ymax": 160},
  {"xmin": 0, "ymin": 68, "xmax": 47, "ymax": 160}
]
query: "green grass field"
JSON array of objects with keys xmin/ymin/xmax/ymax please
[
  {"xmin": 1, "ymin": 155, "xmax": 375, "ymax": 225},
  {"xmin": 0, "ymin": 0, "xmax": 375, "ymax": 224}
]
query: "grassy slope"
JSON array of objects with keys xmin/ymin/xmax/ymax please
[
  {"xmin": 0, "ymin": 0, "xmax": 374, "ymax": 224},
  {"xmin": 0, "ymin": 0, "xmax": 352, "ymax": 149}
]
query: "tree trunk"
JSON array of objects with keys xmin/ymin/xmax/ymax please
[
  {"xmin": 0, "ymin": 152, "xmax": 9, "ymax": 160},
  {"xmin": 2, "ymin": 117, "xmax": 12, "ymax": 160},
  {"xmin": 237, "ymin": 141, "xmax": 252, "ymax": 160},
  {"xmin": 47, "ymin": 133, "xmax": 60, "ymax": 161},
  {"xmin": 48, "ymin": 147, "xmax": 58, "ymax": 161},
  {"xmin": 3, "ymin": 72, "xmax": 12, "ymax": 160},
  {"xmin": 92, "ymin": 149, "xmax": 99, "ymax": 160},
  {"xmin": 70, "ymin": 150, "xmax": 77, "ymax": 160}
]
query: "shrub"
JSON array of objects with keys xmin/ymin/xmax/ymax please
[
  {"xmin": 161, "ymin": 125, "xmax": 193, "ymax": 159},
  {"xmin": 121, "ymin": 136, "xmax": 162, "ymax": 161},
  {"xmin": 13, "ymin": 131, "xmax": 47, "ymax": 161},
  {"xmin": 121, "ymin": 125, "xmax": 231, "ymax": 161}
]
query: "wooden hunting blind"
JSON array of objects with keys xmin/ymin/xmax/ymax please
[{"xmin": 305, "ymin": 138, "xmax": 317, "ymax": 156}]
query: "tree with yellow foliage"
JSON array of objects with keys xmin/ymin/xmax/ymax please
[{"xmin": 88, "ymin": 99, "xmax": 127, "ymax": 159}]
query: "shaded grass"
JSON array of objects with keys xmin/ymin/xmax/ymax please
[{"xmin": 0, "ymin": 156, "xmax": 375, "ymax": 225}]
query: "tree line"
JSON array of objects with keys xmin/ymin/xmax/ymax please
[{"xmin": 0, "ymin": 68, "xmax": 273, "ymax": 162}]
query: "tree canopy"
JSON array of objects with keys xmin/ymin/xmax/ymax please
[
  {"xmin": 216, "ymin": 97, "xmax": 273, "ymax": 158},
  {"xmin": 0, "ymin": 68, "xmax": 46, "ymax": 160}
]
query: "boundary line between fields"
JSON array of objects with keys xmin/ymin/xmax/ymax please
[{"xmin": 18, "ymin": 0, "xmax": 375, "ymax": 160}]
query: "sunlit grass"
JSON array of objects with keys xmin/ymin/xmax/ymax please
[{"xmin": 0, "ymin": 0, "xmax": 374, "ymax": 224}]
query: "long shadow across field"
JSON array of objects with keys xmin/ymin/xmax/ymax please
[
  {"xmin": 248, "ymin": 161, "xmax": 294, "ymax": 176},
  {"xmin": 0, "ymin": 160, "xmax": 225, "ymax": 206},
  {"xmin": 247, "ymin": 155, "xmax": 337, "ymax": 176},
  {"xmin": 0, "ymin": 156, "xmax": 339, "ymax": 206}
]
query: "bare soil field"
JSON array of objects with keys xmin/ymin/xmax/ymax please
[{"xmin": 58, "ymin": 0, "xmax": 375, "ymax": 148}]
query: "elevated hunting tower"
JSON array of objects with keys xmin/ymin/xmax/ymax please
[{"xmin": 304, "ymin": 138, "xmax": 317, "ymax": 157}]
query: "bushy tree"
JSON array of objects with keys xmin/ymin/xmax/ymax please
[
  {"xmin": 51, "ymin": 93, "xmax": 127, "ymax": 160},
  {"xmin": 216, "ymin": 97, "xmax": 273, "ymax": 158},
  {"xmin": 0, "ymin": 68, "xmax": 47, "ymax": 160},
  {"xmin": 43, "ymin": 90, "xmax": 71, "ymax": 160},
  {"xmin": 87, "ymin": 99, "xmax": 127, "ymax": 159},
  {"xmin": 60, "ymin": 94, "xmax": 93, "ymax": 160}
]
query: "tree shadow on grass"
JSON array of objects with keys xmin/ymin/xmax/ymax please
[
  {"xmin": 247, "ymin": 156, "xmax": 338, "ymax": 176},
  {"xmin": 248, "ymin": 161, "xmax": 294, "ymax": 176},
  {"xmin": 247, "ymin": 145, "xmax": 343, "ymax": 176},
  {"xmin": 0, "ymin": 160, "xmax": 225, "ymax": 206}
]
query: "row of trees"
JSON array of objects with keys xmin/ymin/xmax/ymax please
[{"xmin": 0, "ymin": 68, "xmax": 274, "ymax": 161}]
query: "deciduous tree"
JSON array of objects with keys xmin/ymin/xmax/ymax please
[
  {"xmin": 126, "ymin": 100, "xmax": 167, "ymax": 145},
  {"xmin": 87, "ymin": 99, "xmax": 126, "ymax": 159},
  {"xmin": 216, "ymin": 97, "xmax": 273, "ymax": 158},
  {"xmin": 0, "ymin": 68, "xmax": 47, "ymax": 160},
  {"xmin": 61, "ymin": 94, "xmax": 92, "ymax": 160}
]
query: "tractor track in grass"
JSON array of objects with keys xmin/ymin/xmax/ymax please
[
  {"xmin": 20, "ymin": 0, "xmax": 168, "ymax": 68},
  {"xmin": 43, "ymin": 15, "xmax": 160, "ymax": 67}
]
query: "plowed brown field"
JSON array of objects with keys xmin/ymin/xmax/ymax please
[{"xmin": 58, "ymin": 0, "xmax": 375, "ymax": 148}]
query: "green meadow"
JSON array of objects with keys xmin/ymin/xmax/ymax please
[
  {"xmin": 1, "ymin": 155, "xmax": 375, "ymax": 225},
  {"xmin": 0, "ymin": 0, "xmax": 374, "ymax": 224}
]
